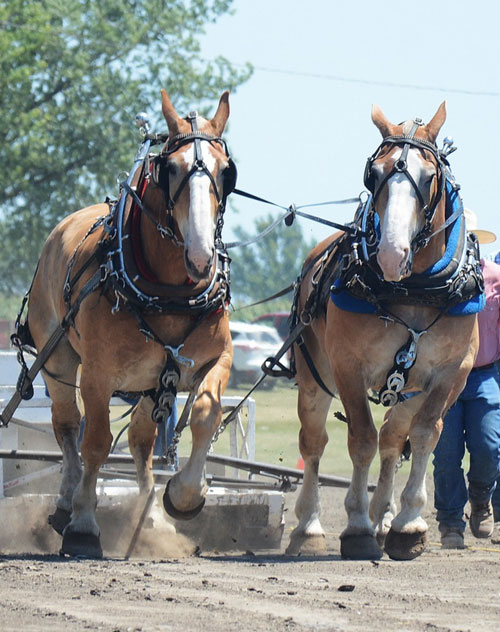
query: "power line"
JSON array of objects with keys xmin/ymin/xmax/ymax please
[{"xmin": 245, "ymin": 64, "xmax": 500, "ymax": 98}]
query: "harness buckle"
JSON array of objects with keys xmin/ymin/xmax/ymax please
[
  {"xmin": 111, "ymin": 290, "xmax": 122, "ymax": 314},
  {"xmin": 164, "ymin": 343, "xmax": 195, "ymax": 368},
  {"xmin": 396, "ymin": 345, "xmax": 416, "ymax": 369},
  {"xmin": 379, "ymin": 388, "xmax": 399, "ymax": 407},
  {"xmin": 99, "ymin": 263, "xmax": 110, "ymax": 283},
  {"xmin": 300, "ymin": 310, "xmax": 312, "ymax": 326},
  {"xmin": 387, "ymin": 371, "xmax": 405, "ymax": 392},
  {"xmin": 190, "ymin": 293, "xmax": 209, "ymax": 309}
]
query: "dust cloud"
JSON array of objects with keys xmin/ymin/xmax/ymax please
[{"xmin": 0, "ymin": 492, "xmax": 196, "ymax": 559}]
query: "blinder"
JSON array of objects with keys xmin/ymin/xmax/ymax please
[
  {"xmin": 223, "ymin": 157, "xmax": 237, "ymax": 199},
  {"xmin": 154, "ymin": 154, "xmax": 170, "ymax": 196},
  {"xmin": 363, "ymin": 154, "xmax": 376, "ymax": 193}
]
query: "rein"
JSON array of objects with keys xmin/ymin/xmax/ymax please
[{"xmin": 225, "ymin": 189, "xmax": 365, "ymax": 249}]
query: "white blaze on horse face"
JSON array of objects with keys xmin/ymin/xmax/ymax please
[
  {"xmin": 376, "ymin": 149, "xmax": 424, "ymax": 282},
  {"xmin": 180, "ymin": 141, "xmax": 217, "ymax": 280}
]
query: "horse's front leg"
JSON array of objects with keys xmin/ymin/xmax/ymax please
[
  {"xmin": 162, "ymin": 357, "xmax": 230, "ymax": 520},
  {"xmin": 369, "ymin": 397, "xmax": 421, "ymax": 548},
  {"xmin": 128, "ymin": 396, "xmax": 157, "ymax": 495},
  {"xmin": 337, "ymin": 380, "xmax": 382, "ymax": 560},
  {"xmin": 382, "ymin": 414, "xmax": 440, "ymax": 560},
  {"xmin": 44, "ymin": 352, "xmax": 83, "ymax": 536},
  {"xmin": 61, "ymin": 371, "xmax": 113, "ymax": 559}
]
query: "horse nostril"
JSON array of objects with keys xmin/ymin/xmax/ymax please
[{"xmin": 185, "ymin": 246, "xmax": 214, "ymax": 280}]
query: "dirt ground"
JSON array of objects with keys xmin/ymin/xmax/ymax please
[{"xmin": 1, "ymin": 477, "xmax": 500, "ymax": 632}]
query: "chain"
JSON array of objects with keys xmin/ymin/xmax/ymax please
[
  {"xmin": 151, "ymin": 353, "xmax": 182, "ymax": 468},
  {"xmin": 151, "ymin": 356, "xmax": 180, "ymax": 424},
  {"xmin": 210, "ymin": 415, "xmax": 230, "ymax": 447},
  {"xmin": 165, "ymin": 430, "xmax": 181, "ymax": 466}
]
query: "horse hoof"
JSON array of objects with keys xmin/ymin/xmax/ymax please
[
  {"xmin": 48, "ymin": 507, "xmax": 71, "ymax": 535},
  {"xmin": 285, "ymin": 532, "xmax": 326, "ymax": 556},
  {"xmin": 162, "ymin": 479, "xmax": 205, "ymax": 521},
  {"xmin": 340, "ymin": 533, "xmax": 383, "ymax": 560},
  {"xmin": 384, "ymin": 528, "xmax": 426, "ymax": 560},
  {"xmin": 61, "ymin": 529, "xmax": 103, "ymax": 559}
]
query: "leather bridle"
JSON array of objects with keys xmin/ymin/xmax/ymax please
[
  {"xmin": 151, "ymin": 111, "xmax": 237, "ymax": 246},
  {"xmin": 364, "ymin": 119, "xmax": 447, "ymax": 253}
]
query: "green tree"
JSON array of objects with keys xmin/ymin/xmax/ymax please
[
  {"xmin": 229, "ymin": 213, "xmax": 316, "ymax": 318},
  {"xmin": 0, "ymin": 0, "xmax": 251, "ymax": 297}
]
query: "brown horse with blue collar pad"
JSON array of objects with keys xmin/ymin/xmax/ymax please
[{"xmin": 288, "ymin": 103, "xmax": 483, "ymax": 560}]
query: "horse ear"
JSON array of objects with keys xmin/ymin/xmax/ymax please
[
  {"xmin": 424, "ymin": 101, "xmax": 447, "ymax": 143},
  {"xmin": 371, "ymin": 104, "xmax": 394, "ymax": 138},
  {"xmin": 210, "ymin": 91, "xmax": 230, "ymax": 136},
  {"xmin": 161, "ymin": 89, "xmax": 182, "ymax": 133}
]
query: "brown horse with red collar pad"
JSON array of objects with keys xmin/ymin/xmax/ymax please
[
  {"xmin": 288, "ymin": 103, "xmax": 482, "ymax": 560},
  {"xmin": 26, "ymin": 90, "xmax": 235, "ymax": 558}
]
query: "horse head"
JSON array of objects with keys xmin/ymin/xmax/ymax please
[
  {"xmin": 159, "ymin": 90, "xmax": 234, "ymax": 282},
  {"xmin": 366, "ymin": 102, "xmax": 447, "ymax": 282}
]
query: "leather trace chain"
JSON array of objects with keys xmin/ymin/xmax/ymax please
[
  {"xmin": 151, "ymin": 352, "xmax": 181, "ymax": 467},
  {"xmin": 151, "ymin": 354, "xmax": 181, "ymax": 425}
]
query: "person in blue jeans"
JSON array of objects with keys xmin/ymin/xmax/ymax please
[
  {"xmin": 433, "ymin": 214, "xmax": 500, "ymax": 548},
  {"xmin": 433, "ymin": 366, "xmax": 500, "ymax": 547}
]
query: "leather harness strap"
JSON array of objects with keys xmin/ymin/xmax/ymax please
[{"xmin": 0, "ymin": 265, "xmax": 104, "ymax": 428}]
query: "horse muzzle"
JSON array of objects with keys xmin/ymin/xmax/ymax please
[
  {"xmin": 185, "ymin": 247, "xmax": 214, "ymax": 282},
  {"xmin": 376, "ymin": 244, "xmax": 412, "ymax": 282}
]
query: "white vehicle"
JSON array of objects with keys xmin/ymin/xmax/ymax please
[{"xmin": 228, "ymin": 321, "xmax": 284, "ymax": 388}]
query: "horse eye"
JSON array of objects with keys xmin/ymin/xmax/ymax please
[{"xmin": 167, "ymin": 162, "xmax": 178, "ymax": 177}]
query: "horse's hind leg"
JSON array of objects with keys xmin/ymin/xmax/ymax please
[
  {"xmin": 60, "ymin": 367, "xmax": 113, "ymax": 558},
  {"xmin": 286, "ymin": 382, "xmax": 331, "ymax": 555},
  {"xmin": 337, "ymin": 383, "xmax": 382, "ymax": 560},
  {"xmin": 128, "ymin": 396, "xmax": 157, "ymax": 495},
  {"xmin": 41, "ymin": 342, "xmax": 82, "ymax": 537}
]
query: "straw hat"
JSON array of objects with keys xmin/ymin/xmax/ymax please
[{"xmin": 463, "ymin": 208, "xmax": 496, "ymax": 244}]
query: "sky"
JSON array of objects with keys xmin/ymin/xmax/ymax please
[{"xmin": 200, "ymin": 0, "xmax": 500, "ymax": 258}]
